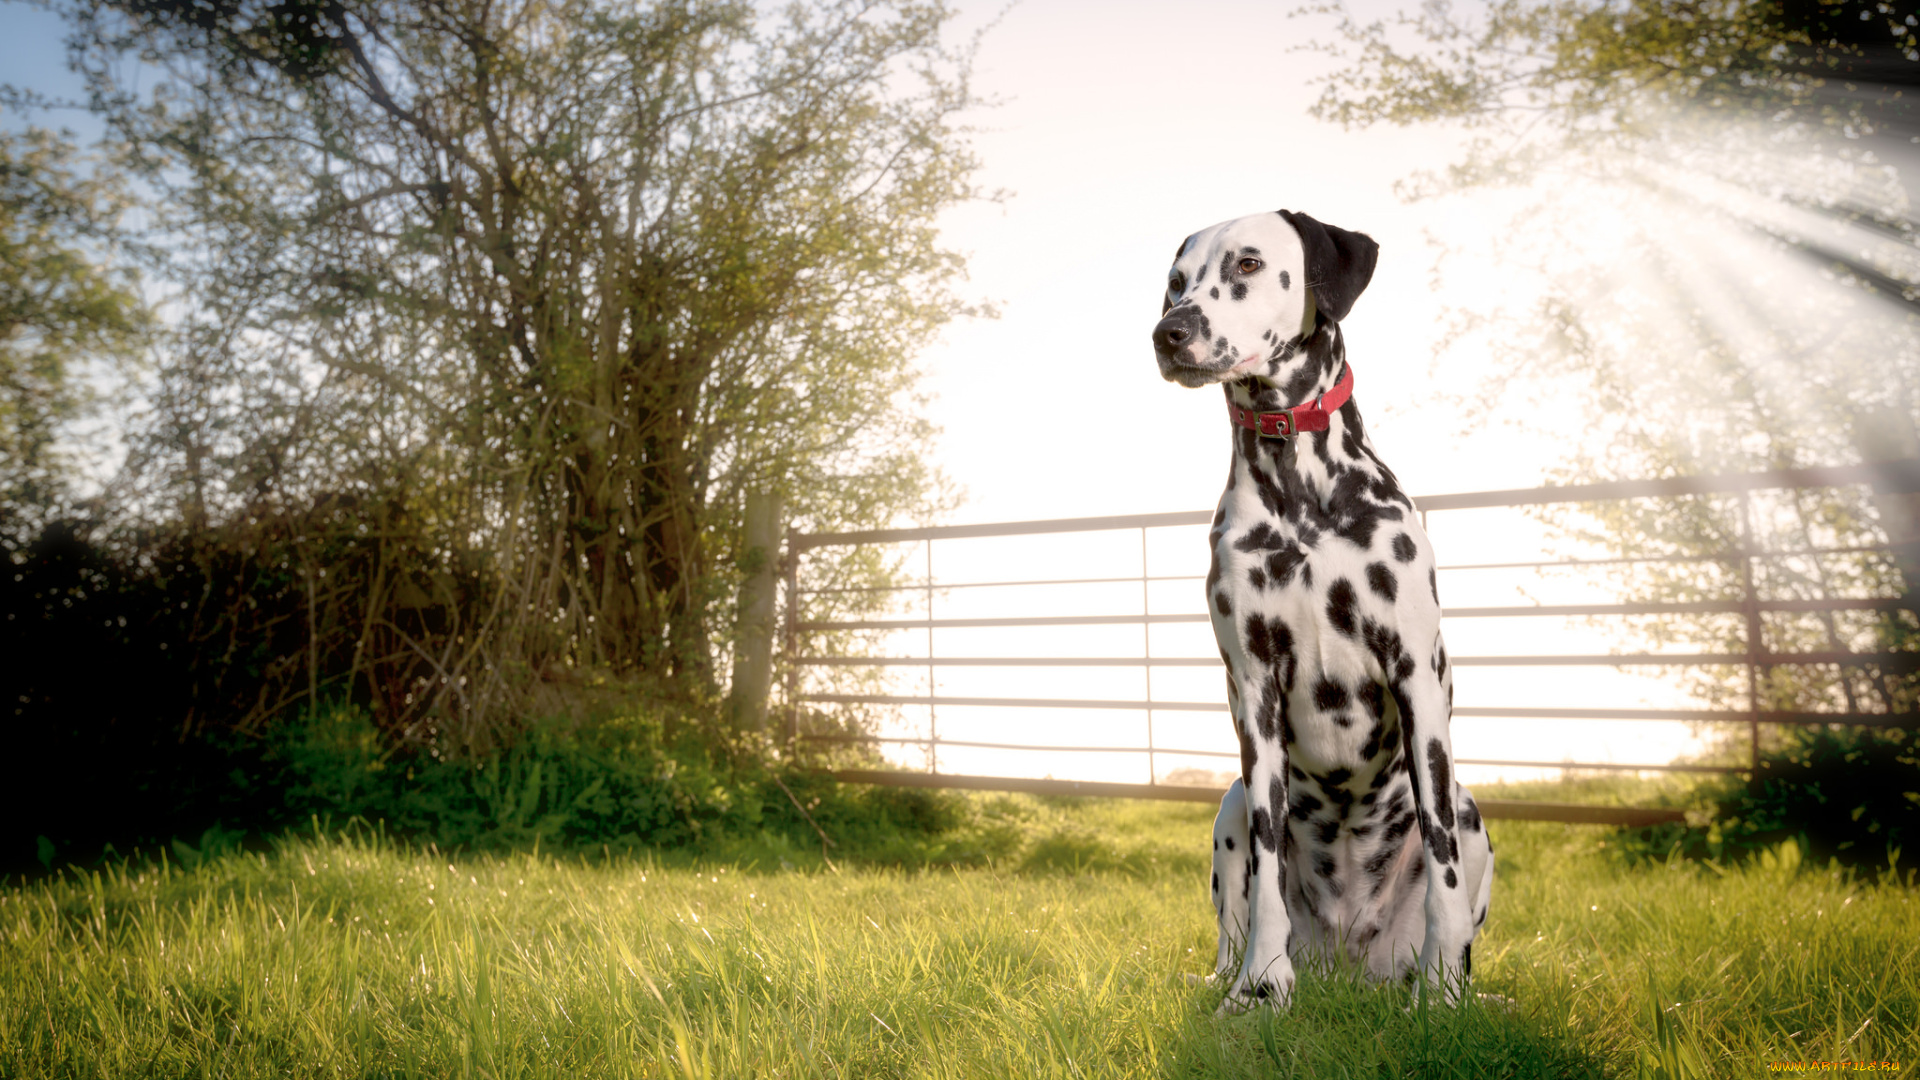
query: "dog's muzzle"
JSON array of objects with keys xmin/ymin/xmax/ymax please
[
  {"xmin": 1152, "ymin": 309, "xmax": 1202, "ymax": 356},
  {"xmin": 1153, "ymin": 309, "xmax": 1226, "ymax": 385}
]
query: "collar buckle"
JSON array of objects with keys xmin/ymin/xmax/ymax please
[{"xmin": 1258, "ymin": 412, "xmax": 1297, "ymax": 439}]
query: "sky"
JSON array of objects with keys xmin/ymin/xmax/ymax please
[{"xmin": 6, "ymin": 0, "xmax": 1889, "ymax": 785}]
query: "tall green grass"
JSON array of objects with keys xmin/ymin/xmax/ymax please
[{"xmin": 2, "ymin": 790, "xmax": 1914, "ymax": 1078}]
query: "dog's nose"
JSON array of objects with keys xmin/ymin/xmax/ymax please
[{"xmin": 1154, "ymin": 311, "xmax": 1199, "ymax": 354}]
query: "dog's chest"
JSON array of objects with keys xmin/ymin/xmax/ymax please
[
  {"xmin": 1213, "ymin": 526, "xmax": 1382, "ymax": 763},
  {"xmin": 1208, "ymin": 459, "xmax": 1434, "ymax": 777}
]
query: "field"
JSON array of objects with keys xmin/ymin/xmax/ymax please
[{"xmin": 2, "ymin": 785, "xmax": 1916, "ymax": 1079}]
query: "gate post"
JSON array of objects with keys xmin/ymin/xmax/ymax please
[{"xmin": 728, "ymin": 491, "xmax": 784, "ymax": 734}]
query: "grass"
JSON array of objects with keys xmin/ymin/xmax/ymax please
[{"xmin": 1, "ymin": 786, "xmax": 1915, "ymax": 1078}]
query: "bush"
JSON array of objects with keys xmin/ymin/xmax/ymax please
[
  {"xmin": 8, "ymin": 693, "xmax": 1032, "ymax": 875},
  {"xmin": 1615, "ymin": 726, "xmax": 1920, "ymax": 881}
]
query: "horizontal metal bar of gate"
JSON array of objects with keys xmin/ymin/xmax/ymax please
[
  {"xmin": 806, "ymin": 738, "xmax": 1739, "ymax": 777},
  {"xmin": 823, "ymin": 770, "xmax": 1694, "ymax": 822},
  {"xmin": 800, "ymin": 597, "xmax": 1909, "ymax": 633},
  {"xmin": 798, "ymin": 548, "xmax": 1904, "ymax": 596},
  {"xmin": 798, "ymin": 693, "xmax": 1914, "ymax": 722},
  {"xmin": 802, "ymin": 733, "xmax": 1234, "ymax": 756},
  {"xmin": 1455, "ymin": 758, "xmax": 1743, "ymax": 774},
  {"xmin": 795, "ymin": 692, "xmax": 1918, "ymax": 729},
  {"xmin": 793, "ymin": 461, "xmax": 1920, "ymax": 551},
  {"xmin": 797, "ymin": 650, "xmax": 1920, "ymax": 669},
  {"xmin": 801, "ymin": 692, "xmax": 1225, "ymax": 711}
]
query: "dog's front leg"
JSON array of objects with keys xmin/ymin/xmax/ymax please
[
  {"xmin": 1396, "ymin": 660, "xmax": 1475, "ymax": 1003},
  {"xmin": 1222, "ymin": 680, "xmax": 1295, "ymax": 1011}
]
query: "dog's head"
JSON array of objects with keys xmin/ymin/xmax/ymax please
[{"xmin": 1152, "ymin": 210, "xmax": 1378, "ymax": 389}]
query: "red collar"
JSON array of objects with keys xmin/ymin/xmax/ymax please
[{"xmin": 1226, "ymin": 364, "xmax": 1354, "ymax": 438}]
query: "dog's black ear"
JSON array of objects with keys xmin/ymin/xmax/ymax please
[{"xmin": 1277, "ymin": 210, "xmax": 1378, "ymax": 324}]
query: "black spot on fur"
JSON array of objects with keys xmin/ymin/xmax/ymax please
[
  {"xmin": 1290, "ymin": 793, "xmax": 1323, "ymax": 817},
  {"xmin": 1358, "ymin": 681, "xmax": 1386, "ymax": 720},
  {"xmin": 1427, "ymin": 739, "xmax": 1455, "ymax": 828},
  {"xmin": 1215, "ymin": 591, "xmax": 1232, "ymax": 616},
  {"xmin": 1248, "ymin": 567, "xmax": 1267, "ymax": 591},
  {"xmin": 1266, "ymin": 546, "xmax": 1307, "ymax": 588},
  {"xmin": 1235, "ymin": 526, "xmax": 1308, "ymax": 588},
  {"xmin": 1234, "ymin": 523, "xmax": 1280, "ymax": 552},
  {"xmin": 1312, "ymin": 677, "xmax": 1348, "ymax": 711},
  {"xmin": 1210, "ymin": 286, "xmax": 1220, "ymax": 300},
  {"xmin": 1212, "ymin": 871, "xmax": 1219, "ymax": 893},
  {"xmin": 1391, "ymin": 532, "xmax": 1417, "ymax": 563},
  {"xmin": 1279, "ymin": 269, "xmax": 1290, "ymax": 290},
  {"xmin": 1326, "ymin": 579, "xmax": 1358, "ymax": 637},
  {"xmin": 1444, "ymin": 866, "xmax": 1458, "ymax": 889},
  {"xmin": 1315, "ymin": 818, "xmax": 1341, "ymax": 845},
  {"xmin": 1366, "ymin": 562, "xmax": 1397, "ymax": 603},
  {"xmin": 1429, "ymin": 566, "xmax": 1439, "ymax": 604},
  {"xmin": 1363, "ymin": 620, "xmax": 1417, "ymax": 703},
  {"xmin": 1251, "ymin": 807, "xmax": 1277, "ymax": 852},
  {"xmin": 1363, "ymin": 843, "xmax": 1398, "ymax": 878},
  {"xmin": 1381, "ymin": 810, "xmax": 1414, "ymax": 846},
  {"xmin": 1360, "ymin": 721, "xmax": 1385, "ymax": 761},
  {"xmin": 1231, "ymin": 282, "xmax": 1248, "ymax": 301},
  {"xmin": 1326, "ymin": 470, "xmax": 1406, "ymax": 550},
  {"xmin": 1245, "ymin": 615, "xmax": 1277, "ymax": 665},
  {"xmin": 1460, "ymin": 796, "xmax": 1482, "ymax": 833},
  {"xmin": 1223, "ymin": 835, "xmax": 1235, "ymax": 851}
]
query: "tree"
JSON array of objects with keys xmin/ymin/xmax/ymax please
[
  {"xmin": 1301, "ymin": 0, "xmax": 1920, "ymax": 735},
  {"xmin": 0, "ymin": 125, "xmax": 147, "ymax": 523},
  {"xmin": 60, "ymin": 0, "xmax": 984, "ymax": 748}
]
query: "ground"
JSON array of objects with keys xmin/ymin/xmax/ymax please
[{"xmin": 2, "ymin": 778, "xmax": 1915, "ymax": 1078}]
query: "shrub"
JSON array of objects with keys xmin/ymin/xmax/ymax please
[
  {"xmin": 1615, "ymin": 726, "xmax": 1920, "ymax": 881},
  {"xmin": 10, "ymin": 694, "xmax": 1025, "ymax": 875}
]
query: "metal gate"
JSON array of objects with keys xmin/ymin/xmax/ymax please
[{"xmin": 778, "ymin": 462, "xmax": 1920, "ymax": 825}]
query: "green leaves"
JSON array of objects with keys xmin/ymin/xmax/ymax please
[{"xmin": 0, "ymin": 126, "xmax": 148, "ymax": 519}]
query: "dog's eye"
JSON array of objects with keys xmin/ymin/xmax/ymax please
[
  {"xmin": 1237, "ymin": 257, "xmax": 1263, "ymax": 275},
  {"xmin": 1168, "ymin": 272, "xmax": 1186, "ymax": 296}
]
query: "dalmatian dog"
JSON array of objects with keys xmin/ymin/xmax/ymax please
[{"xmin": 1152, "ymin": 210, "xmax": 1492, "ymax": 1011}]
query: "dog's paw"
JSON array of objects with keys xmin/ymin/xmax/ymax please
[
  {"xmin": 1181, "ymin": 971, "xmax": 1218, "ymax": 987},
  {"xmin": 1215, "ymin": 968, "xmax": 1295, "ymax": 1014}
]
